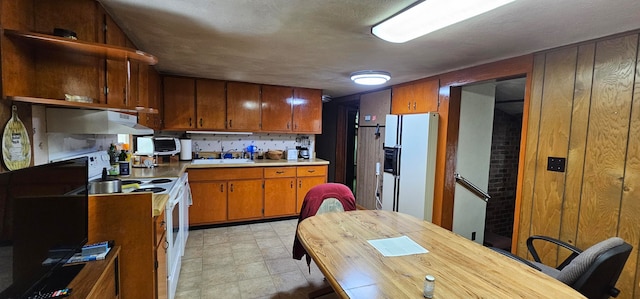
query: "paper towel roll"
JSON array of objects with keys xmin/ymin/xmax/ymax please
[{"xmin": 180, "ymin": 139, "xmax": 192, "ymax": 160}]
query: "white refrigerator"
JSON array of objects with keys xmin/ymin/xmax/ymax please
[{"xmin": 382, "ymin": 113, "xmax": 439, "ymax": 221}]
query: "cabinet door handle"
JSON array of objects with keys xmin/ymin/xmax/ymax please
[
  {"xmin": 414, "ymin": 102, "xmax": 417, "ymax": 110},
  {"xmin": 160, "ymin": 220, "xmax": 165, "ymax": 227},
  {"xmin": 290, "ymin": 181, "xmax": 294, "ymax": 189},
  {"xmin": 189, "ymin": 117, "xmax": 192, "ymax": 127},
  {"xmin": 220, "ymin": 184, "xmax": 224, "ymax": 192},
  {"xmin": 299, "ymin": 180, "xmax": 302, "ymax": 188},
  {"xmin": 229, "ymin": 119, "xmax": 233, "ymax": 128},
  {"xmin": 230, "ymin": 183, "xmax": 234, "ymax": 192},
  {"xmin": 200, "ymin": 118, "xmax": 203, "ymax": 127},
  {"xmin": 163, "ymin": 240, "xmax": 169, "ymax": 250},
  {"xmin": 287, "ymin": 122, "xmax": 290, "ymax": 129},
  {"xmin": 408, "ymin": 102, "xmax": 411, "ymax": 110}
]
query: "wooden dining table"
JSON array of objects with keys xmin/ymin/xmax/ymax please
[{"xmin": 296, "ymin": 210, "xmax": 585, "ymax": 298}]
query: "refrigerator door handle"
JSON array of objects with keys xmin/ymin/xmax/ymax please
[{"xmin": 454, "ymin": 173, "xmax": 491, "ymax": 202}]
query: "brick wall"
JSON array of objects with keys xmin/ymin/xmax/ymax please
[{"xmin": 485, "ymin": 109, "xmax": 522, "ymax": 238}]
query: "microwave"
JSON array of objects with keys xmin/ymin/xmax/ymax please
[{"xmin": 135, "ymin": 137, "xmax": 181, "ymax": 156}]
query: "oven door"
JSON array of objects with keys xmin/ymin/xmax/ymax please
[{"xmin": 166, "ymin": 196, "xmax": 181, "ymax": 299}]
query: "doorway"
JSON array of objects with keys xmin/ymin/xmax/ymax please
[{"xmin": 452, "ymin": 77, "xmax": 525, "ymax": 250}]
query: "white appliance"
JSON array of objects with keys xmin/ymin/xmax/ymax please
[
  {"xmin": 45, "ymin": 108, "xmax": 153, "ymax": 135},
  {"xmin": 381, "ymin": 113, "xmax": 438, "ymax": 221},
  {"xmin": 79, "ymin": 151, "xmax": 190, "ymax": 299},
  {"xmin": 166, "ymin": 172, "xmax": 190, "ymax": 299}
]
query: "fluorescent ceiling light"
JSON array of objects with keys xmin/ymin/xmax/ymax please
[
  {"xmin": 350, "ymin": 70, "xmax": 391, "ymax": 85},
  {"xmin": 372, "ymin": 0, "xmax": 517, "ymax": 43}
]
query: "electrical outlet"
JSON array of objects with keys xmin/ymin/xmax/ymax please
[{"xmin": 547, "ymin": 157, "xmax": 566, "ymax": 172}]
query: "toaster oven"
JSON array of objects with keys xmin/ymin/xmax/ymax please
[
  {"xmin": 137, "ymin": 137, "xmax": 181, "ymax": 156},
  {"xmin": 153, "ymin": 137, "xmax": 181, "ymax": 156}
]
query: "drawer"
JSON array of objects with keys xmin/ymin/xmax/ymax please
[
  {"xmin": 297, "ymin": 166, "xmax": 327, "ymax": 177},
  {"xmin": 188, "ymin": 167, "xmax": 263, "ymax": 181},
  {"xmin": 264, "ymin": 167, "xmax": 296, "ymax": 178}
]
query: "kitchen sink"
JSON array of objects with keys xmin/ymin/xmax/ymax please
[{"xmin": 191, "ymin": 158, "xmax": 255, "ymax": 165}]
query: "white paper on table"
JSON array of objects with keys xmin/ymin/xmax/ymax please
[{"xmin": 367, "ymin": 235, "xmax": 429, "ymax": 257}]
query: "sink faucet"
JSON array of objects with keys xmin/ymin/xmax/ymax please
[{"xmin": 223, "ymin": 148, "xmax": 236, "ymax": 159}]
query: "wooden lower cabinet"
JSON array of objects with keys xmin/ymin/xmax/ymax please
[
  {"xmin": 228, "ymin": 179, "xmax": 264, "ymax": 220},
  {"xmin": 264, "ymin": 167, "xmax": 297, "ymax": 217},
  {"xmin": 188, "ymin": 165, "xmax": 328, "ymax": 226},
  {"xmin": 296, "ymin": 166, "xmax": 328, "ymax": 213},
  {"xmin": 154, "ymin": 212, "xmax": 168, "ymax": 299},
  {"xmin": 190, "ymin": 181, "xmax": 227, "ymax": 224},
  {"xmin": 88, "ymin": 193, "xmax": 163, "ymax": 299}
]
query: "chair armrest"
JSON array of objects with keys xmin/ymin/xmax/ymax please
[
  {"xmin": 490, "ymin": 247, "xmax": 541, "ymax": 271},
  {"xmin": 527, "ymin": 235, "xmax": 582, "ymax": 268}
]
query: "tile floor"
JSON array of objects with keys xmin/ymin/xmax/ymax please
[{"xmin": 176, "ymin": 218, "xmax": 339, "ymax": 299}]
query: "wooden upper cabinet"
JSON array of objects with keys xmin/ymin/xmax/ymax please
[
  {"xmin": 293, "ymin": 88, "xmax": 322, "ymax": 133},
  {"xmin": 261, "ymin": 85, "xmax": 293, "ymax": 132},
  {"xmin": 105, "ymin": 15, "xmax": 127, "ymax": 107},
  {"xmin": 163, "ymin": 77, "xmax": 195, "ymax": 130},
  {"xmin": 227, "ymin": 82, "xmax": 261, "ymax": 131},
  {"xmin": 196, "ymin": 79, "xmax": 226, "ymax": 130},
  {"xmin": 391, "ymin": 78, "xmax": 439, "ymax": 114},
  {"xmin": 139, "ymin": 66, "xmax": 162, "ymax": 130}
]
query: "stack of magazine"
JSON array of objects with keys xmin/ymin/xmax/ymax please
[{"xmin": 66, "ymin": 241, "xmax": 112, "ymax": 264}]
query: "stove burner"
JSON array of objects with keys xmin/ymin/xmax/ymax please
[
  {"xmin": 121, "ymin": 180, "xmax": 143, "ymax": 185},
  {"xmin": 132, "ymin": 187, "xmax": 166, "ymax": 193},
  {"xmin": 150, "ymin": 178, "xmax": 173, "ymax": 184}
]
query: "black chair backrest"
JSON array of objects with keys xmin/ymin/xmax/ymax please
[{"xmin": 571, "ymin": 242, "xmax": 632, "ymax": 299}]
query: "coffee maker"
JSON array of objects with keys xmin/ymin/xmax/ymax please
[{"xmin": 298, "ymin": 147, "xmax": 310, "ymax": 159}]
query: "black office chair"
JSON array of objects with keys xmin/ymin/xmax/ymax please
[{"xmin": 495, "ymin": 236, "xmax": 632, "ymax": 299}]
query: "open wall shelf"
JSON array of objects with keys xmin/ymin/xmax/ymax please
[
  {"xmin": 4, "ymin": 29, "xmax": 158, "ymax": 65},
  {"xmin": 6, "ymin": 96, "xmax": 159, "ymax": 114}
]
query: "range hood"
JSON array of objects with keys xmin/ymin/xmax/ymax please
[{"xmin": 46, "ymin": 108, "xmax": 153, "ymax": 135}]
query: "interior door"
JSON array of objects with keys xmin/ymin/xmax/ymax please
[{"xmin": 452, "ymin": 83, "xmax": 495, "ymax": 244}]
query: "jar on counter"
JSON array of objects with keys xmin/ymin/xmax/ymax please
[{"xmin": 423, "ymin": 274, "xmax": 435, "ymax": 298}]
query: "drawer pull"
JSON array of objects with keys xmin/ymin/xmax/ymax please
[
  {"xmin": 307, "ymin": 169, "xmax": 315, "ymax": 173},
  {"xmin": 276, "ymin": 171, "xmax": 285, "ymax": 174}
]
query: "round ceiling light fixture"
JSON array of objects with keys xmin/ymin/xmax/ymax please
[{"xmin": 350, "ymin": 70, "xmax": 391, "ymax": 85}]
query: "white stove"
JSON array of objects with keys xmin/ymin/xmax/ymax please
[
  {"xmin": 80, "ymin": 151, "xmax": 190, "ymax": 299},
  {"xmin": 84, "ymin": 151, "xmax": 177, "ymax": 194},
  {"xmin": 120, "ymin": 177, "xmax": 177, "ymax": 195}
]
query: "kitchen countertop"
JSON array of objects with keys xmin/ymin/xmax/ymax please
[{"xmin": 116, "ymin": 158, "xmax": 329, "ymax": 217}]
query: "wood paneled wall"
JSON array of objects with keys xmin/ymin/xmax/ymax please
[
  {"xmin": 355, "ymin": 89, "xmax": 390, "ymax": 209},
  {"xmin": 518, "ymin": 32, "xmax": 640, "ymax": 298}
]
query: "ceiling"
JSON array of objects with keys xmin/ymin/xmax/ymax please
[{"xmin": 98, "ymin": 0, "xmax": 640, "ymax": 98}]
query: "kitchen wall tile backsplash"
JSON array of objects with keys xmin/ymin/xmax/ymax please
[{"xmin": 182, "ymin": 133, "xmax": 315, "ymax": 156}]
